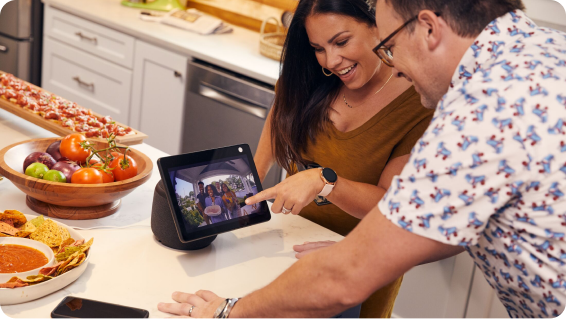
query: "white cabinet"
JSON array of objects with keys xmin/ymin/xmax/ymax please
[
  {"xmin": 42, "ymin": 37, "xmax": 133, "ymax": 125},
  {"xmin": 42, "ymin": 6, "xmax": 134, "ymax": 125},
  {"xmin": 392, "ymin": 253, "xmax": 476, "ymax": 318},
  {"xmin": 130, "ymin": 41, "xmax": 188, "ymax": 155}
]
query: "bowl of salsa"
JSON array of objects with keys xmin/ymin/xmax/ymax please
[{"xmin": 0, "ymin": 237, "xmax": 55, "ymax": 283}]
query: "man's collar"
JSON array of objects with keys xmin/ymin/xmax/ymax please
[{"xmin": 449, "ymin": 10, "xmax": 537, "ymax": 87}]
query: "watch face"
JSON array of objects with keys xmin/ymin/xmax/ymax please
[{"xmin": 322, "ymin": 167, "xmax": 338, "ymax": 183}]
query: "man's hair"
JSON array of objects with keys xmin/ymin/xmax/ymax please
[
  {"xmin": 381, "ymin": 0, "xmax": 525, "ymax": 37},
  {"xmin": 198, "ymin": 181, "xmax": 204, "ymax": 186}
]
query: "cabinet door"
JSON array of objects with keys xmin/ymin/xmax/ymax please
[{"xmin": 130, "ymin": 41, "xmax": 188, "ymax": 155}]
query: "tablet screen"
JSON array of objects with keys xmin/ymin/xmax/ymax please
[{"xmin": 158, "ymin": 145, "xmax": 270, "ymax": 242}]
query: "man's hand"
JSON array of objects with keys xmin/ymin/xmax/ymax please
[
  {"xmin": 245, "ymin": 168, "xmax": 324, "ymax": 215},
  {"xmin": 158, "ymin": 290, "xmax": 225, "ymax": 317},
  {"xmin": 293, "ymin": 241, "xmax": 337, "ymax": 259}
]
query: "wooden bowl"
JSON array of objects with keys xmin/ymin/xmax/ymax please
[{"xmin": 0, "ymin": 137, "xmax": 153, "ymax": 219}]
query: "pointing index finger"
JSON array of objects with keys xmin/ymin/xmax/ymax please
[{"xmin": 245, "ymin": 187, "xmax": 277, "ymax": 205}]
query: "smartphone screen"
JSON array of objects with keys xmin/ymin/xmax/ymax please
[{"xmin": 51, "ymin": 296, "xmax": 149, "ymax": 318}]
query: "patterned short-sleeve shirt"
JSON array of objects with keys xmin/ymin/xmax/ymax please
[{"xmin": 378, "ymin": 10, "xmax": 566, "ymax": 318}]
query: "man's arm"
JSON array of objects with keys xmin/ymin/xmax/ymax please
[{"xmin": 230, "ymin": 206, "xmax": 464, "ymax": 318}]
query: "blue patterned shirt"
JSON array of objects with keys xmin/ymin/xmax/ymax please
[{"xmin": 378, "ymin": 10, "xmax": 566, "ymax": 318}]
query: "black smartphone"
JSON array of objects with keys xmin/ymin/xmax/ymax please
[{"xmin": 51, "ymin": 296, "xmax": 149, "ymax": 318}]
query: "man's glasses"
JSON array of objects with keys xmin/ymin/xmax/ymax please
[{"xmin": 372, "ymin": 12, "xmax": 441, "ymax": 67}]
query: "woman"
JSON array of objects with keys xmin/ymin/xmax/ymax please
[
  {"xmin": 204, "ymin": 184, "xmax": 227, "ymax": 224},
  {"xmin": 221, "ymin": 183, "xmax": 240, "ymax": 219},
  {"xmin": 247, "ymin": 0, "xmax": 434, "ymax": 317}
]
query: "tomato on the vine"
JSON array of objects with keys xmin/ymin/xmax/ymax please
[
  {"xmin": 71, "ymin": 167, "xmax": 103, "ymax": 184},
  {"xmin": 109, "ymin": 152, "xmax": 137, "ymax": 181},
  {"xmin": 60, "ymin": 133, "xmax": 91, "ymax": 163},
  {"xmin": 92, "ymin": 163, "xmax": 115, "ymax": 183}
]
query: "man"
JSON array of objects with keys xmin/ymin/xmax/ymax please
[
  {"xmin": 195, "ymin": 181, "xmax": 210, "ymax": 225},
  {"xmin": 215, "ymin": 181, "xmax": 223, "ymax": 195},
  {"xmin": 158, "ymin": 0, "xmax": 566, "ymax": 317}
]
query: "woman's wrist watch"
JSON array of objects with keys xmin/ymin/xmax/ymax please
[
  {"xmin": 318, "ymin": 167, "xmax": 337, "ymax": 197},
  {"xmin": 213, "ymin": 298, "xmax": 240, "ymax": 318}
]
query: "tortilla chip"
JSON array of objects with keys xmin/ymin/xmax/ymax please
[
  {"xmin": 39, "ymin": 262, "xmax": 63, "ymax": 276},
  {"xmin": 1, "ymin": 210, "xmax": 26, "ymax": 227},
  {"xmin": 14, "ymin": 230, "xmax": 32, "ymax": 238},
  {"xmin": 0, "ymin": 232, "xmax": 12, "ymax": 237},
  {"xmin": 56, "ymin": 238, "xmax": 76, "ymax": 254},
  {"xmin": 56, "ymin": 251, "xmax": 80, "ymax": 276},
  {"xmin": 0, "ymin": 277, "xmax": 28, "ymax": 289},
  {"xmin": 80, "ymin": 238, "xmax": 94, "ymax": 254},
  {"xmin": 0, "ymin": 219, "xmax": 14, "ymax": 227},
  {"xmin": 23, "ymin": 274, "xmax": 53, "ymax": 284},
  {"xmin": 59, "ymin": 225, "xmax": 70, "ymax": 242},
  {"xmin": 30, "ymin": 219, "xmax": 62, "ymax": 247},
  {"xmin": 0, "ymin": 221, "xmax": 18, "ymax": 236},
  {"xmin": 29, "ymin": 215, "xmax": 44, "ymax": 228},
  {"xmin": 55, "ymin": 246, "xmax": 82, "ymax": 262},
  {"xmin": 60, "ymin": 253, "xmax": 86, "ymax": 274},
  {"xmin": 21, "ymin": 221, "xmax": 37, "ymax": 233}
]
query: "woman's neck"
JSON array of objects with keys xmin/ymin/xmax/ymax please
[{"xmin": 342, "ymin": 63, "xmax": 392, "ymax": 101}]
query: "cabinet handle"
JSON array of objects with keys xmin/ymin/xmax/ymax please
[
  {"xmin": 73, "ymin": 76, "xmax": 95, "ymax": 90},
  {"xmin": 75, "ymin": 32, "xmax": 98, "ymax": 45},
  {"xmin": 0, "ymin": 45, "xmax": 7, "ymax": 53},
  {"xmin": 174, "ymin": 71, "xmax": 182, "ymax": 78}
]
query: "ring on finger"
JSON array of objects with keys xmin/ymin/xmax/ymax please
[
  {"xmin": 281, "ymin": 206, "xmax": 292, "ymax": 214},
  {"xmin": 189, "ymin": 305, "xmax": 195, "ymax": 317}
]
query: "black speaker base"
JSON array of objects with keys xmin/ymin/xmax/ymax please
[
  {"xmin": 155, "ymin": 235, "xmax": 217, "ymax": 250},
  {"xmin": 152, "ymin": 180, "xmax": 218, "ymax": 251}
]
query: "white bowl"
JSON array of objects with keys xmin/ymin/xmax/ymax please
[
  {"xmin": 204, "ymin": 205, "xmax": 222, "ymax": 216},
  {"xmin": 0, "ymin": 237, "xmax": 55, "ymax": 283},
  {"xmin": 0, "ymin": 215, "xmax": 90, "ymax": 306}
]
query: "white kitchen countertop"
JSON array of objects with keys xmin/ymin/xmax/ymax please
[
  {"xmin": 0, "ymin": 108, "xmax": 343, "ymax": 318},
  {"xmin": 41, "ymin": 0, "xmax": 280, "ymax": 85}
]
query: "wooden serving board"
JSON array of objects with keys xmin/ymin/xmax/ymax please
[{"xmin": 0, "ymin": 72, "xmax": 148, "ymax": 146}]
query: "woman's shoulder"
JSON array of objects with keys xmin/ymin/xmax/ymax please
[{"xmin": 389, "ymin": 86, "xmax": 434, "ymax": 117}]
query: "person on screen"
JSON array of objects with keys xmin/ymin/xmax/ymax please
[
  {"xmin": 204, "ymin": 184, "xmax": 227, "ymax": 224},
  {"xmin": 195, "ymin": 181, "xmax": 210, "ymax": 225},
  {"xmin": 221, "ymin": 183, "xmax": 240, "ymax": 219},
  {"xmin": 215, "ymin": 182, "xmax": 223, "ymax": 196}
]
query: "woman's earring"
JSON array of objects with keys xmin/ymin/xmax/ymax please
[{"xmin": 322, "ymin": 67, "xmax": 333, "ymax": 77}]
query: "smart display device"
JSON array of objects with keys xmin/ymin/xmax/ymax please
[{"xmin": 156, "ymin": 144, "xmax": 270, "ymax": 244}]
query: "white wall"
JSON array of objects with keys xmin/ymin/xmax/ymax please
[{"xmin": 524, "ymin": 0, "xmax": 566, "ymax": 31}]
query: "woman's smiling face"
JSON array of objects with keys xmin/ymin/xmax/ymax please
[
  {"xmin": 305, "ymin": 13, "xmax": 381, "ymax": 90},
  {"xmin": 207, "ymin": 186, "xmax": 214, "ymax": 197}
]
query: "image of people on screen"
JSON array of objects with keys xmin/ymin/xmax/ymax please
[{"xmin": 171, "ymin": 156, "xmax": 262, "ymax": 230}]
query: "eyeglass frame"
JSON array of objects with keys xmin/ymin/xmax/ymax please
[{"xmin": 372, "ymin": 11, "xmax": 441, "ymax": 67}]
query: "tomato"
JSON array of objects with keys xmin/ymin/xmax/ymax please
[
  {"xmin": 60, "ymin": 134, "xmax": 91, "ymax": 163},
  {"xmin": 71, "ymin": 167, "xmax": 103, "ymax": 184},
  {"xmin": 92, "ymin": 163, "xmax": 114, "ymax": 183},
  {"xmin": 109, "ymin": 152, "xmax": 137, "ymax": 181}
]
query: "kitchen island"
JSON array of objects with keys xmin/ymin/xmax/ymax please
[{"xmin": 0, "ymin": 108, "xmax": 343, "ymax": 318}]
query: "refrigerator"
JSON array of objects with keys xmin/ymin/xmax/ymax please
[{"xmin": 0, "ymin": 0, "xmax": 43, "ymax": 85}]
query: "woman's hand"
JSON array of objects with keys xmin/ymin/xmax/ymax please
[
  {"xmin": 158, "ymin": 290, "xmax": 225, "ymax": 317},
  {"xmin": 245, "ymin": 168, "xmax": 324, "ymax": 215},
  {"xmin": 293, "ymin": 241, "xmax": 336, "ymax": 259}
]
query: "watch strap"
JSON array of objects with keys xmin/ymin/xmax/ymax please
[{"xmin": 318, "ymin": 183, "xmax": 334, "ymax": 197}]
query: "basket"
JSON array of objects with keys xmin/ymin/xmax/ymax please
[{"xmin": 259, "ymin": 16, "xmax": 286, "ymax": 61}]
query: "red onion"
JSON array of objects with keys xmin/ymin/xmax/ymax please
[
  {"xmin": 51, "ymin": 161, "xmax": 81, "ymax": 183},
  {"xmin": 23, "ymin": 152, "xmax": 56, "ymax": 171},
  {"xmin": 46, "ymin": 140, "xmax": 68, "ymax": 162}
]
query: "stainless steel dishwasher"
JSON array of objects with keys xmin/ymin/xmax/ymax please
[{"xmin": 182, "ymin": 59, "xmax": 282, "ymax": 189}]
